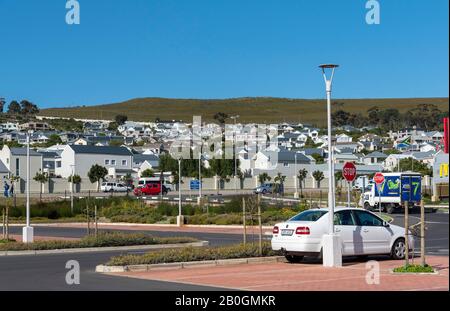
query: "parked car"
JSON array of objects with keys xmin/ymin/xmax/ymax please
[
  {"xmin": 138, "ymin": 177, "xmax": 174, "ymax": 192},
  {"xmin": 254, "ymin": 183, "xmax": 284, "ymax": 194},
  {"xmin": 133, "ymin": 182, "xmax": 168, "ymax": 196},
  {"xmin": 271, "ymin": 207, "xmax": 413, "ymax": 263},
  {"xmin": 100, "ymin": 182, "xmax": 132, "ymax": 193}
]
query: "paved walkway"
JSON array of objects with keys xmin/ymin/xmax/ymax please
[{"xmin": 111, "ymin": 256, "xmax": 448, "ymax": 291}]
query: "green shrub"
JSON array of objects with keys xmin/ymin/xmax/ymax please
[
  {"xmin": 106, "ymin": 242, "xmax": 280, "ymax": 266},
  {"xmin": 393, "ymin": 265, "xmax": 434, "ymax": 273},
  {"xmin": 0, "ymin": 232, "xmax": 197, "ymax": 251}
]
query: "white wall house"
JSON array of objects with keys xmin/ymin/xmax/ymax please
[{"xmin": 56, "ymin": 145, "xmax": 134, "ymax": 179}]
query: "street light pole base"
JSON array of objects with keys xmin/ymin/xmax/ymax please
[
  {"xmin": 176, "ymin": 215, "xmax": 184, "ymax": 227},
  {"xmin": 294, "ymin": 192, "xmax": 299, "ymax": 199},
  {"xmin": 322, "ymin": 233, "xmax": 342, "ymax": 267},
  {"xmin": 22, "ymin": 226, "xmax": 34, "ymax": 243}
]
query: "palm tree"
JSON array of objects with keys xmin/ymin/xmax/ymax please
[
  {"xmin": 273, "ymin": 173, "xmax": 286, "ymax": 195},
  {"xmin": 33, "ymin": 171, "xmax": 49, "ymax": 202},
  {"xmin": 258, "ymin": 173, "xmax": 271, "ymax": 185},
  {"xmin": 312, "ymin": 171, "xmax": 325, "ymax": 189},
  {"xmin": 297, "ymin": 169, "xmax": 308, "ymax": 198}
]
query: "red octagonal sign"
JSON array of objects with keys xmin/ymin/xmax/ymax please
[
  {"xmin": 373, "ymin": 172, "xmax": 385, "ymax": 185},
  {"xmin": 342, "ymin": 162, "xmax": 357, "ymax": 182}
]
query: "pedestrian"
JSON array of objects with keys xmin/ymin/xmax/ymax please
[
  {"xmin": 3, "ymin": 181, "xmax": 10, "ymax": 198},
  {"xmin": 9, "ymin": 182, "xmax": 14, "ymax": 197}
]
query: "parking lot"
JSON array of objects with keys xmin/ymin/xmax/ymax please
[{"xmin": 112, "ymin": 255, "xmax": 449, "ymax": 291}]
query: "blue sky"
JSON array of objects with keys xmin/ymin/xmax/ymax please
[{"xmin": 0, "ymin": 0, "xmax": 448, "ymax": 109}]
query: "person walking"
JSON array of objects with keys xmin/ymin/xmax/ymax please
[
  {"xmin": 9, "ymin": 182, "xmax": 14, "ymax": 197},
  {"xmin": 3, "ymin": 181, "xmax": 10, "ymax": 198}
]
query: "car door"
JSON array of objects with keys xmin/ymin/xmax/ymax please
[
  {"xmin": 334, "ymin": 210, "xmax": 360, "ymax": 256},
  {"xmin": 353, "ymin": 210, "xmax": 393, "ymax": 254}
]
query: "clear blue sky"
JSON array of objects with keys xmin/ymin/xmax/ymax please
[{"xmin": 0, "ymin": 0, "xmax": 448, "ymax": 109}]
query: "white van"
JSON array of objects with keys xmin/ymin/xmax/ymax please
[
  {"xmin": 101, "ymin": 182, "xmax": 132, "ymax": 192},
  {"xmin": 138, "ymin": 177, "xmax": 174, "ymax": 192}
]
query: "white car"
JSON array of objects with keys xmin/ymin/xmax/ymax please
[
  {"xmin": 100, "ymin": 182, "xmax": 131, "ymax": 193},
  {"xmin": 272, "ymin": 207, "xmax": 414, "ymax": 263}
]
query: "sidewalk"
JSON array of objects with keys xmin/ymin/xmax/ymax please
[{"xmin": 111, "ymin": 255, "xmax": 449, "ymax": 291}]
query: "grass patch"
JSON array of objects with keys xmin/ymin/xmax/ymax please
[
  {"xmin": 0, "ymin": 232, "xmax": 197, "ymax": 251},
  {"xmin": 106, "ymin": 242, "xmax": 280, "ymax": 266},
  {"xmin": 393, "ymin": 264, "xmax": 435, "ymax": 273}
]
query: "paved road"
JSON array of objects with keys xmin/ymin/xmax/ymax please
[{"xmin": 1, "ymin": 228, "xmax": 253, "ymax": 290}]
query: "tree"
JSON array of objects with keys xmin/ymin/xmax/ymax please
[
  {"xmin": 33, "ymin": 171, "xmax": 49, "ymax": 202},
  {"xmin": 398, "ymin": 158, "xmax": 432, "ymax": 176},
  {"xmin": 141, "ymin": 169, "xmax": 155, "ymax": 177},
  {"xmin": 87, "ymin": 164, "xmax": 108, "ymax": 191},
  {"xmin": 115, "ymin": 114, "xmax": 128, "ymax": 125},
  {"xmin": 312, "ymin": 171, "xmax": 325, "ymax": 189},
  {"xmin": 108, "ymin": 122, "xmax": 118, "ymax": 131},
  {"xmin": 46, "ymin": 134, "xmax": 63, "ymax": 147},
  {"xmin": 273, "ymin": 173, "xmax": 286, "ymax": 195},
  {"xmin": 297, "ymin": 169, "xmax": 308, "ymax": 198},
  {"xmin": 213, "ymin": 112, "xmax": 229, "ymax": 125},
  {"xmin": 121, "ymin": 173, "xmax": 134, "ymax": 188},
  {"xmin": 258, "ymin": 172, "xmax": 271, "ymax": 185},
  {"xmin": 20, "ymin": 100, "xmax": 39, "ymax": 116},
  {"xmin": 0, "ymin": 97, "xmax": 5, "ymax": 114},
  {"xmin": 68, "ymin": 174, "xmax": 82, "ymax": 184},
  {"xmin": 311, "ymin": 153, "xmax": 325, "ymax": 164},
  {"xmin": 7, "ymin": 100, "xmax": 21, "ymax": 115}
]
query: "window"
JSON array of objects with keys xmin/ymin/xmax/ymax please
[
  {"xmin": 289, "ymin": 210, "xmax": 327, "ymax": 222},
  {"xmin": 56, "ymin": 161, "xmax": 62, "ymax": 168},
  {"xmin": 354, "ymin": 210, "xmax": 383, "ymax": 227},
  {"xmin": 111, "ymin": 160, "xmax": 116, "ymax": 166},
  {"xmin": 283, "ymin": 163, "xmax": 289, "ymax": 167},
  {"xmin": 16, "ymin": 158, "xmax": 19, "ymax": 176},
  {"xmin": 105, "ymin": 159, "xmax": 110, "ymax": 165},
  {"xmin": 334, "ymin": 210, "xmax": 356, "ymax": 226},
  {"xmin": 122, "ymin": 160, "xmax": 127, "ymax": 166}
]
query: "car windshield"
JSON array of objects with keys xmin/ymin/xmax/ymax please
[{"xmin": 289, "ymin": 210, "xmax": 327, "ymax": 222}]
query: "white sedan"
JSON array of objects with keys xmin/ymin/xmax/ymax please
[{"xmin": 271, "ymin": 207, "xmax": 414, "ymax": 263}]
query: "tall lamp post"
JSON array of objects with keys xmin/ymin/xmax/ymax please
[
  {"xmin": 319, "ymin": 64, "xmax": 341, "ymax": 267},
  {"xmin": 22, "ymin": 130, "xmax": 34, "ymax": 243},
  {"xmin": 230, "ymin": 115, "xmax": 240, "ymax": 192},
  {"xmin": 294, "ymin": 152, "xmax": 299, "ymax": 198},
  {"xmin": 177, "ymin": 158, "xmax": 183, "ymax": 227}
]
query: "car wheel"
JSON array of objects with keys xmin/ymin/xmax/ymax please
[
  {"xmin": 391, "ymin": 238, "xmax": 406, "ymax": 260},
  {"xmin": 363, "ymin": 202, "xmax": 371, "ymax": 210},
  {"xmin": 386, "ymin": 204, "xmax": 396, "ymax": 214},
  {"xmin": 284, "ymin": 255, "xmax": 304, "ymax": 263}
]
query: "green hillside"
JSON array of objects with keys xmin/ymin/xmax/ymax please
[{"xmin": 39, "ymin": 97, "xmax": 449, "ymax": 126}]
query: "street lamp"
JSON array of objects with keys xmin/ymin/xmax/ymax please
[
  {"xmin": 294, "ymin": 152, "xmax": 299, "ymax": 199},
  {"xmin": 319, "ymin": 64, "xmax": 342, "ymax": 267},
  {"xmin": 22, "ymin": 130, "xmax": 34, "ymax": 243},
  {"xmin": 177, "ymin": 157, "xmax": 183, "ymax": 227},
  {"xmin": 230, "ymin": 115, "xmax": 240, "ymax": 192}
]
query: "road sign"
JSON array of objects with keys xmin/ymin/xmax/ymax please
[
  {"xmin": 373, "ymin": 172, "xmax": 385, "ymax": 185},
  {"xmin": 342, "ymin": 162, "xmax": 357, "ymax": 182},
  {"xmin": 401, "ymin": 174, "xmax": 422, "ymax": 203},
  {"xmin": 190, "ymin": 180, "xmax": 201, "ymax": 190}
]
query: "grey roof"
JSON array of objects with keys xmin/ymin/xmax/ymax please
[
  {"xmin": 301, "ymin": 148, "xmax": 324, "ymax": 156},
  {"xmin": 133, "ymin": 154, "xmax": 160, "ymax": 163},
  {"xmin": 0, "ymin": 160, "xmax": 10, "ymax": 173},
  {"xmin": 277, "ymin": 151, "xmax": 312, "ymax": 164},
  {"xmin": 364, "ymin": 151, "xmax": 388, "ymax": 159},
  {"xmin": 70, "ymin": 145, "xmax": 133, "ymax": 156},
  {"xmin": 10, "ymin": 148, "xmax": 42, "ymax": 156}
]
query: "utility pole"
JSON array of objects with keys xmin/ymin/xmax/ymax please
[
  {"xmin": 420, "ymin": 199, "xmax": 426, "ymax": 266},
  {"xmin": 404, "ymin": 200, "xmax": 409, "ymax": 267},
  {"xmin": 257, "ymin": 195, "xmax": 262, "ymax": 256},
  {"xmin": 242, "ymin": 197, "xmax": 247, "ymax": 245},
  {"xmin": 22, "ymin": 130, "xmax": 34, "ymax": 243}
]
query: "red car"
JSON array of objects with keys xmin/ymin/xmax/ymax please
[{"xmin": 133, "ymin": 182, "xmax": 168, "ymax": 196}]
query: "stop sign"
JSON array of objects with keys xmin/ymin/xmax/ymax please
[
  {"xmin": 373, "ymin": 172, "xmax": 385, "ymax": 185},
  {"xmin": 342, "ymin": 162, "xmax": 357, "ymax": 182}
]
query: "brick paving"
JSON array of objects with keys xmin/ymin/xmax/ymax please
[{"xmin": 112, "ymin": 256, "xmax": 449, "ymax": 291}]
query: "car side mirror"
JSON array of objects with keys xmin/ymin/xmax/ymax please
[{"xmin": 383, "ymin": 221, "xmax": 390, "ymax": 227}]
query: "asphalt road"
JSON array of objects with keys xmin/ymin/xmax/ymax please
[
  {"xmin": 1, "ymin": 228, "xmax": 253, "ymax": 291},
  {"xmin": 1, "ymin": 211, "xmax": 447, "ymax": 291}
]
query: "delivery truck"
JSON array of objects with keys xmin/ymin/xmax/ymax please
[{"xmin": 361, "ymin": 172, "xmax": 422, "ymax": 214}]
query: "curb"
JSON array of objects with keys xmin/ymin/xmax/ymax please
[
  {"xmin": 96, "ymin": 256, "xmax": 285, "ymax": 273},
  {"xmin": 0, "ymin": 240, "xmax": 208, "ymax": 257}
]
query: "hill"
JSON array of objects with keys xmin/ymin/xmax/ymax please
[{"xmin": 39, "ymin": 97, "xmax": 449, "ymax": 126}]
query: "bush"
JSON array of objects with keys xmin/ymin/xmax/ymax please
[
  {"xmin": 106, "ymin": 242, "xmax": 280, "ymax": 266},
  {"xmin": 393, "ymin": 265, "xmax": 435, "ymax": 273},
  {"xmin": 0, "ymin": 232, "xmax": 197, "ymax": 251}
]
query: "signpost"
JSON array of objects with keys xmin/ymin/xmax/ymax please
[
  {"xmin": 342, "ymin": 162, "xmax": 357, "ymax": 208},
  {"xmin": 190, "ymin": 180, "xmax": 201, "ymax": 191},
  {"xmin": 374, "ymin": 172, "xmax": 385, "ymax": 215}
]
